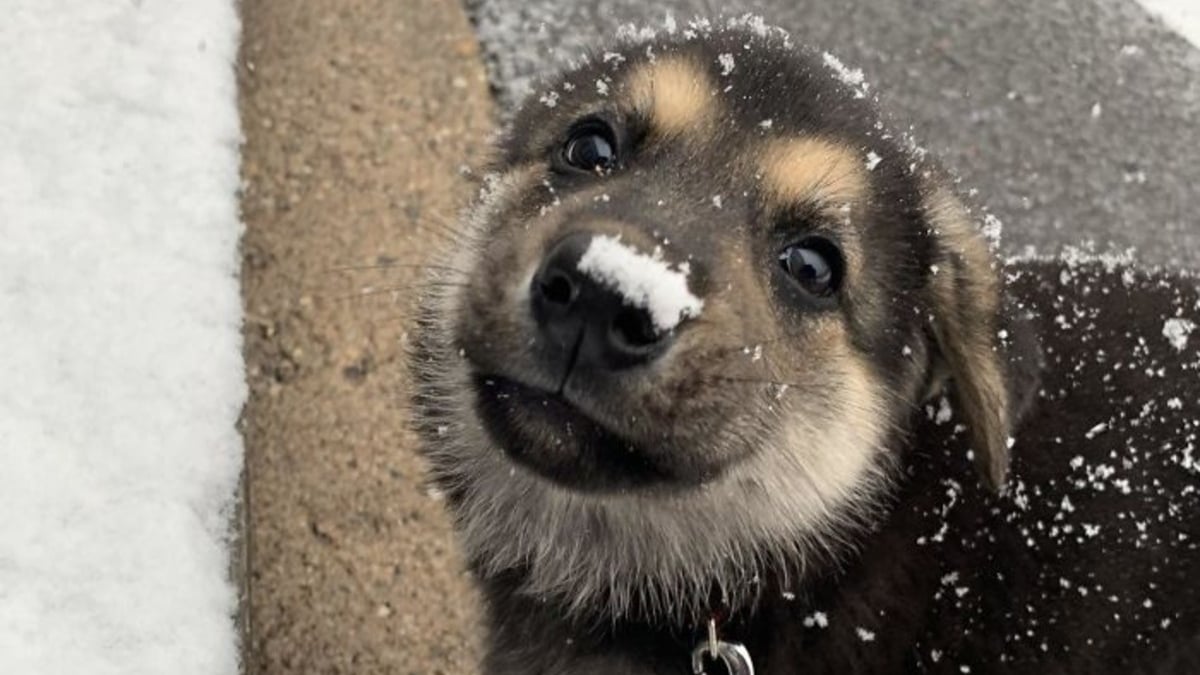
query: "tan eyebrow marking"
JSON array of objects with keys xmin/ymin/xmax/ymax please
[
  {"xmin": 758, "ymin": 137, "xmax": 868, "ymax": 207},
  {"xmin": 626, "ymin": 57, "xmax": 715, "ymax": 137}
]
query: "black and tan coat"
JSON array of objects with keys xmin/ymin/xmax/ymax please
[{"xmin": 410, "ymin": 20, "xmax": 1200, "ymax": 675}]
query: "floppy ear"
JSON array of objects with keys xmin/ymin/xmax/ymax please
[{"xmin": 921, "ymin": 186, "xmax": 1040, "ymax": 491}]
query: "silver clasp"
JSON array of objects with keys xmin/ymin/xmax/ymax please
[{"xmin": 691, "ymin": 618, "xmax": 755, "ymax": 675}]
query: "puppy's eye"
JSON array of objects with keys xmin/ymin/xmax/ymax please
[
  {"xmin": 778, "ymin": 239, "xmax": 843, "ymax": 296},
  {"xmin": 562, "ymin": 121, "xmax": 617, "ymax": 173}
]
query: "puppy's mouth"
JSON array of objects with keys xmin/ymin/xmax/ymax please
[{"xmin": 471, "ymin": 374, "xmax": 675, "ymax": 492}]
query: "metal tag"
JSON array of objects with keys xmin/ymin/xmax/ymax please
[
  {"xmin": 691, "ymin": 640, "xmax": 754, "ymax": 675},
  {"xmin": 691, "ymin": 619, "xmax": 755, "ymax": 675}
]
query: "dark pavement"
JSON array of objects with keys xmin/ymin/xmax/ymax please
[{"xmin": 467, "ymin": 0, "xmax": 1200, "ymax": 268}]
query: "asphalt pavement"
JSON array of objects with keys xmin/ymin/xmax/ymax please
[{"xmin": 466, "ymin": 0, "xmax": 1200, "ymax": 269}]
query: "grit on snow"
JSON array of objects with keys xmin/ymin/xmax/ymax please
[
  {"xmin": 577, "ymin": 235, "xmax": 704, "ymax": 332},
  {"xmin": 0, "ymin": 2, "xmax": 244, "ymax": 675}
]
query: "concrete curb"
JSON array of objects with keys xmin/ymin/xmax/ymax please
[{"xmin": 236, "ymin": 0, "xmax": 494, "ymax": 671}]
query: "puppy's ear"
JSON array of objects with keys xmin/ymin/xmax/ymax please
[{"xmin": 922, "ymin": 186, "xmax": 1040, "ymax": 491}]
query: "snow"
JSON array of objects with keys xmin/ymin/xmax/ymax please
[
  {"xmin": 1162, "ymin": 317, "xmax": 1195, "ymax": 351},
  {"xmin": 821, "ymin": 51, "xmax": 870, "ymax": 99},
  {"xmin": 717, "ymin": 52, "xmax": 736, "ymax": 76},
  {"xmin": 1135, "ymin": 0, "xmax": 1200, "ymax": 49},
  {"xmin": 0, "ymin": 3, "xmax": 244, "ymax": 675},
  {"xmin": 577, "ymin": 235, "xmax": 704, "ymax": 332},
  {"xmin": 802, "ymin": 611, "xmax": 829, "ymax": 628},
  {"xmin": 929, "ymin": 396, "xmax": 953, "ymax": 425}
]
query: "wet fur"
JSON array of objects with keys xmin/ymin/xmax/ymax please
[{"xmin": 410, "ymin": 23, "xmax": 1200, "ymax": 674}]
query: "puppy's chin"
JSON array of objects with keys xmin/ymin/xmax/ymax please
[
  {"xmin": 471, "ymin": 374, "xmax": 727, "ymax": 493},
  {"xmin": 416, "ymin": 344, "xmax": 897, "ymax": 623}
]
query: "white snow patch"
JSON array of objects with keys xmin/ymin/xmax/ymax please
[
  {"xmin": 980, "ymin": 214, "xmax": 1004, "ymax": 248},
  {"xmin": 803, "ymin": 611, "xmax": 829, "ymax": 628},
  {"xmin": 856, "ymin": 627, "xmax": 877, "ymax": 642},
  {"xmin": 1162, "ymin": 317, "xmax": 1195, "ymax": 351},
  {"xmin": 717, "ymin": 53, "xmax": 736, "ymax": 76},
  {"xmin": 822, "ymin": 51, "xmax": 869, "ymax": 98},
  {"xmin": 0, "ymin": 2, "xmax": 244, "ymax": 674},
  {"xmin": 865, "ymin": 151, "xmax": 883, "ymax": 171},
  {"xmin": 577, "ymin": 236, "xmax": 704, "ymax": 332},
  {"xmin": 1135, "ymin": 0, "xmax": 1200, "ymax": 49},
  {"xmin": 928, "ymin": 396, "xmax": 953, "ymax": 425},
  {"xmin": 664, "ymin": 12, "xmax": 677, "ymax": 35}
]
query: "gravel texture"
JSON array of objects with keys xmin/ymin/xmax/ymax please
[{"xmin": 238, "ymin": 0, "xmax": 492, "ymax": 672}]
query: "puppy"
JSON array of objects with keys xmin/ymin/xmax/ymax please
[{"xmin": 410, "ymin": 18, "xmax": 1200, "ymax": 674}]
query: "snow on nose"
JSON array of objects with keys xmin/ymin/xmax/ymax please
[{"xmin": 576, "ymin": 235, "xmax": 704, "ymax": 333}]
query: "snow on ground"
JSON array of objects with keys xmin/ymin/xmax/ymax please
[
  {"xmin": 1136, "ymin": 0, "xmax": 1200, "ymax": 48},
  {"xmin": 577, "ymin": 235, "xmax": 704, "ymax": 332},
  {"xmin": 0, "ymin": 3, "xmax": 244, "ymax": 674}
]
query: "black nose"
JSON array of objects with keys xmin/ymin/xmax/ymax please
[{"xmin": 531, "ymin": 232, "xmax": 672, "ymax": 370}]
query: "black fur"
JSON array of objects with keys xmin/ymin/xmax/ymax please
[{"xmin": 477, "ymin": 260, "xmax": 1200, "ymax": 674}]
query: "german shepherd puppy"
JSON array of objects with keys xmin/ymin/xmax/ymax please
[{"xmin": 411, "ymin": 18, "xmax": 1200, "ymax": 674}]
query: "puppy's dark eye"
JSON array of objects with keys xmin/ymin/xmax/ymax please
[
  {"xmin": 562, "ymin": 121, "xmax": 617, "ymax": 172},
  {"xmin": 778, "ymin": 239, "xmax": 843, "ymax": 296}
]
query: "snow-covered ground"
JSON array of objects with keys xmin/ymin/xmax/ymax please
[
  {"xmin": 1136, "ymin": 0, "xmax": 1200, "ymax": 48},
  {"xmin": 0, "ymin": 3, "xmax": 244, "ymax": 674}
]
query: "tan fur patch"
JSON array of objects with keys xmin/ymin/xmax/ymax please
[
  {"xmin": 775, "ymin": 328, "xmax": 889, "ymax": 516},
  {"xmin": 626, "ymin": 58, "xmax": 715, "ymax": 137},
  {"xmin": 759, "ymin": 137, "xmax": 868, "ymax": 208},
  {"xmin": 924, "ymin": 186, "xmax": 1011, "ymax": 489},
  {"xmin": 924, "ymin": 188, "xmax": 999, "ymax": 317}
]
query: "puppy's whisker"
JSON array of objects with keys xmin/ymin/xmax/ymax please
[
  {"xmin": 703, "ymin": 374, "xmax": 811, "ymax": 392},
  {"xmin": 706, "ymin": 336, "xmax": 791, "ymax": 357},
  {"xmin": 325, "ymin": 262, "xmax": 469, "ymax": 275},
  {"xmin": 335, "ymin": 282, "xmax": 469, "ymax": 302},
  {"xmin": 362, "ymin": 313, "xmax": 416, "ymax": 326},
  {"xmin": 400, "ymin": 210, "xmax": 471, "ymax": 249},
  {"xmin": 423, "ymin": 210, "xmax": 472, "ymax": 237},
  {"xmin": 419, "ymin": 223, "xmax": 470, "ymax": 248}
]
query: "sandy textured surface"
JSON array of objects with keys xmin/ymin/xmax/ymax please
[{"xmin": 238, "ymin": 1, "xmax": 492, "ymax": 672}]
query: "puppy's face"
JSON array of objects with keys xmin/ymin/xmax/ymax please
[{"xmin": 413, "ymin": 27, "xmax": 1017, "ymax": 621}]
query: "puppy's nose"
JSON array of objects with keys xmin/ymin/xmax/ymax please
[{"xmin": 531, "ymin": 232, "xmax": 671, "ymax": 370}]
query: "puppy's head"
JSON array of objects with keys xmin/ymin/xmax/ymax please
[{"xmin": 412, "ymin": 24, "xmax": 1033, "ymax": 621}]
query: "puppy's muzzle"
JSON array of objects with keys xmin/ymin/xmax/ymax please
[{"xmin": 531, "ymin": 231, "xmax": 673, "ymax": 372}]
